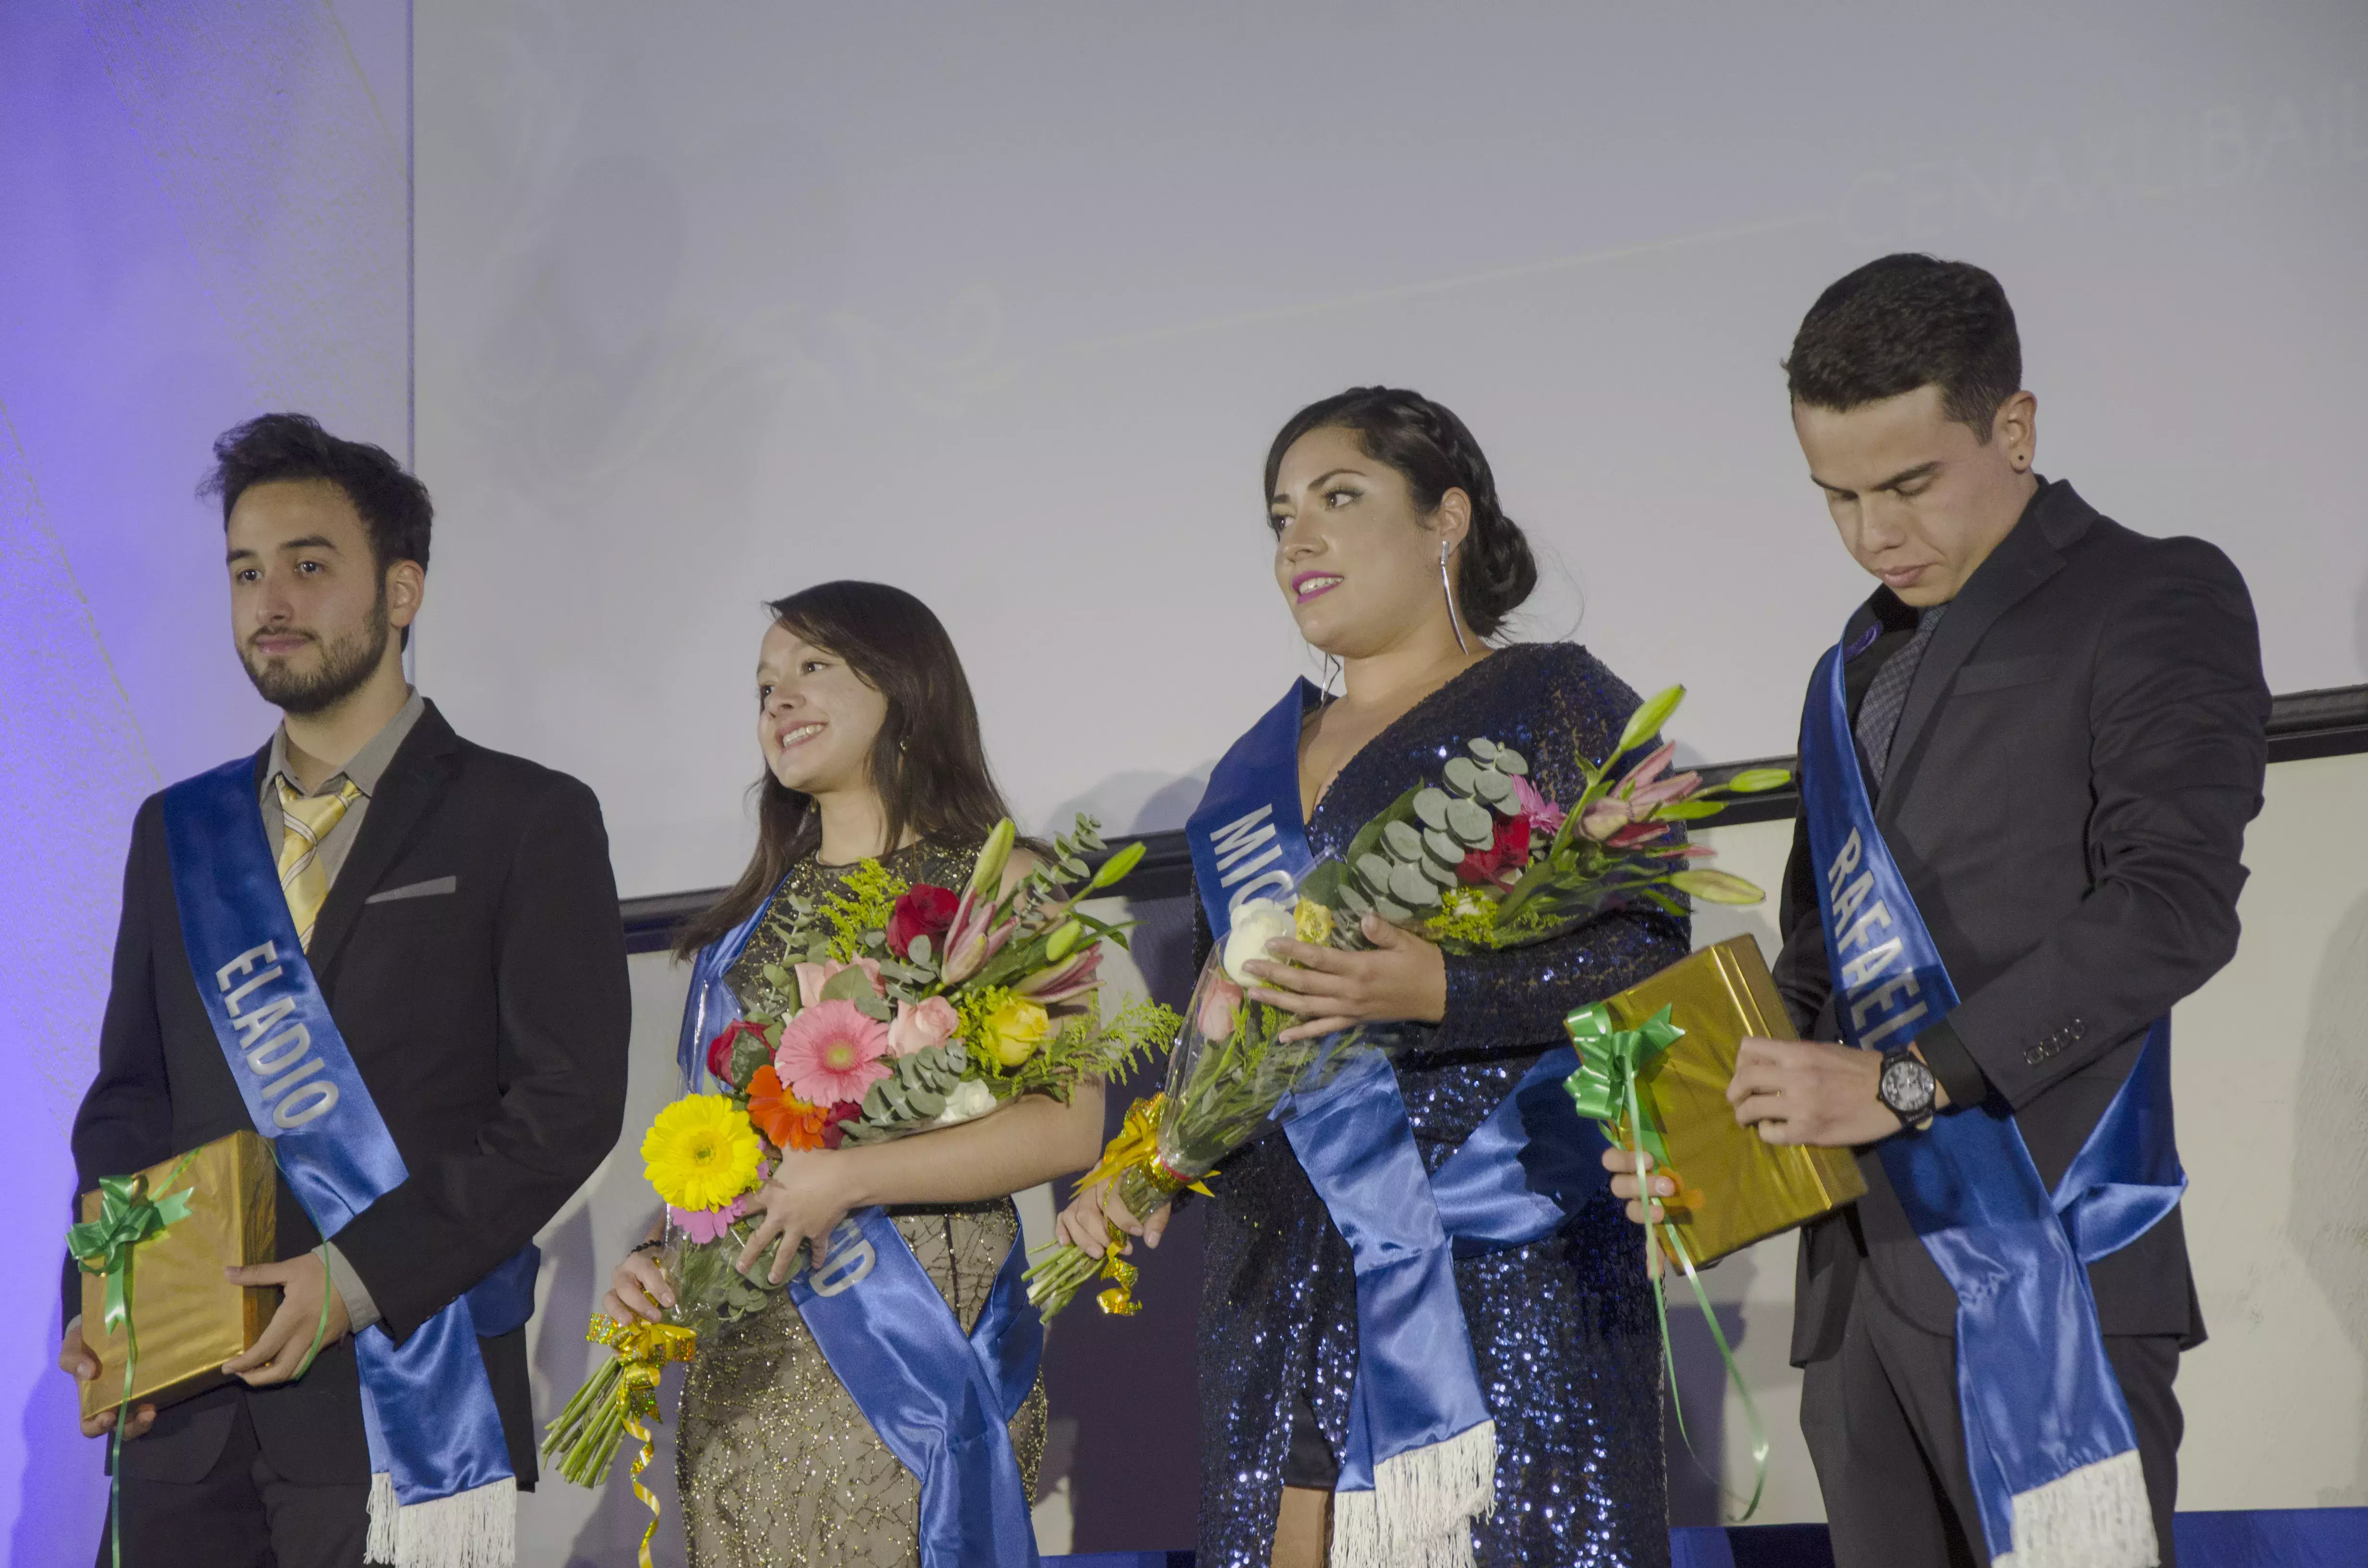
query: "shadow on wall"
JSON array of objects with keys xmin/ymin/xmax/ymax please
[
  {"xmin": 12, "ymin": 1297, "xmax": 106, "ymax": 1568},
  {"xmin": 1663, "ymin": 1249, "xmax": 1759, "ymax": 1528},
  {"xmin": 1042, "ymin": 893, "xmax": 1206, "ymax": 1553},
  {"xmin": 2293, "ymin": 888, "xmax": 2368, "ymax": 1508}
]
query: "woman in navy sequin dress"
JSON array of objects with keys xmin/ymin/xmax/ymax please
[{"xmin": 1062, "ymin": 389, "xmax": 1681, "ymax": 1566}]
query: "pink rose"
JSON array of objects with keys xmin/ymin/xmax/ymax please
[
  {"xmin": 1197, "ymin": 974, "xmax": 1244, "ymax": 1043},
  {"xmin": 793, "ymin": 957, "xmax": 885, "ymax": 1010},
  {"xmin": 886, "ymin": 995, "xmax": 961, "ymax": 1057}
]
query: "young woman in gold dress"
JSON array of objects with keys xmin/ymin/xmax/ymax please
[{"xmin": 602, "ymin": 581, "xmax": 1103, "ymax": 1567}]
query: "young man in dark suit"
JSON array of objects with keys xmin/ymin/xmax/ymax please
[
  {"xmin": 1615, "ymin": 256, "xmax": 2268, "ymax": 1566},
  {"xmin": 60, "ymin": 414, "xmax": 630, "ymax": 1567}
]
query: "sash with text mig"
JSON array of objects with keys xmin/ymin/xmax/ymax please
[
  {"xmin": 1188, "ymin": 681, "xmax": 1614, "ymax": 1568},
  {"xmin": 684, "ymin": 897, "xmax": 1043, "ymax": 1568},
  {"xmin": 163, "ymin": 758, "xmax": 536, "ymax": 1568},
  {"xmin": 1800, "ymin": 633, "xmax": 2184, "ymax": 1568}
]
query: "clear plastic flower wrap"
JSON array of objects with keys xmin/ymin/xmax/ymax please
[{"xmin": 1024, "ymin": 919, "xmax": 1374, "ymax": 1317}]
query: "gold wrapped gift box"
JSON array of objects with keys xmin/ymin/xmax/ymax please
[
  {"xmin": 78, "ymin": 1130, "xmax": 277, "ymax": 1420},
  {"xmin": 1601, "ymin": 935, "xmax": 1865, "ymax": 1266}
]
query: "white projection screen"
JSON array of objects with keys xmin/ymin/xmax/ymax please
[{"xmin": 414, "ymin": 1, "xmax": 2368, "ymax": 899}]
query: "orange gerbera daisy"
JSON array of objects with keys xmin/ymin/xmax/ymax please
[{"xmin": 746, "ymin": 1065, "xmax": 831, "ymax": 1151}]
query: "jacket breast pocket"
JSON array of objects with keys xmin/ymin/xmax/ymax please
[{"xmin": 1951, "ymin": 655, "xmax": 2056, "ymax": 696}]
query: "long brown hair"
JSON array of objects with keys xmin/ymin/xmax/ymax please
[{"xmin": 675, "ymin": 581, "xmax": 1015, "ymax": 957}]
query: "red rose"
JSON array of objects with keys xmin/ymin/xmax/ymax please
[
  {"xmin": 1456, "ymin": 812, "xmax": 1537, "ymax": 889},
  {"xmin": 706, "ymin": 1019, "xmax": 767, "ymax": 1089},
  {"xmin": 819, "ymin": 1100, "xmax": 865, "ymax": 1150},
  {"xmin": 886, "ymin": 883, "xmax": 961, "ymax": 959}
]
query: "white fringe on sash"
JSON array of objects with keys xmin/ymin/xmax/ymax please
[
  {"xmin": 364, "ymin": 1472, "xmax": 517, "ymax": 1568},
  {"xmin": 1327, "ymin": 1420, "xmax": 1497, "ymax": 1568},
  {"xmin": 1992, "ymin": 1448, "xmax": 2157, "ymax": 1568}
]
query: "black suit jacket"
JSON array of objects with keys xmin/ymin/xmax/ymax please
[
  {"xmin": 66, "ymin": 701, "xmax": 631, "ymax": 1485},
  {"xmin": 1775, "ymin": 480, "xmax": 2269, "ymax": 1364}
]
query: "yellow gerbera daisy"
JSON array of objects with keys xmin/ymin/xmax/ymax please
[{"xmin": 641, "ymin": 1094, "xmax": 763, "ymax": 1213}]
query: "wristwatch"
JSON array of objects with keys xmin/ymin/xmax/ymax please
[{"xmin": 1877, "ymin": 1047, "xmax": 1937, "ymax": 1130}]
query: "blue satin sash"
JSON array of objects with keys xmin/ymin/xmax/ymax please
[
  {"xmin": 160, "ymin": 757, "xmax": 531, "ymax": 1509},
  {"xmin": 1190, "ymin": 684, "xmax": 1615, "ymax": 1507},
  {"xmin": 682, "ymin": 896, "xmax": 1043, "ymax": 1568},
  {"xmin": 1799, "ymin": 636, "xmax": 2184, "ymax": 1560}
]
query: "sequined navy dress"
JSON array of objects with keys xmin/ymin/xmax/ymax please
[{"xmin": 1196, "ymin": 643, "xmax": 1684, "ymax": 1568}]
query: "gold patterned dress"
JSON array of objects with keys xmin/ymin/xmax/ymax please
[{"xmin": 676, "ymin": 841, "xmax": 1048, "ymax": 1568}]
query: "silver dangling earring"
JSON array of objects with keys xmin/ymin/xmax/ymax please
[
  {"xmin": 1441, "ymin": 539, "xmax": 1469, "ymax": 654},
  {"xmin": 1321, "ymin": 652, "xmax": 1342, "ymax": 697}
]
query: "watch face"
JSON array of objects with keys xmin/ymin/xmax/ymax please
[{"xmin": 1881, "ymin": 1055, "xmax": 1936, "ymax": 1117}]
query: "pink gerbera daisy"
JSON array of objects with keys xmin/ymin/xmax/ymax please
[{"xmin": 774, "ymin": 998, "xmax": 893, "ymax": 1107}]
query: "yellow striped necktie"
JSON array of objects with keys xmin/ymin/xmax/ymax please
[{"xmin": 276, "ymin": 777, "xmax": 363, "ymax": 950}]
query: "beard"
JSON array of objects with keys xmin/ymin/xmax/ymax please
[{"xmin": 241, "ymin": 590, "xmax": 393, "ymax": 716}]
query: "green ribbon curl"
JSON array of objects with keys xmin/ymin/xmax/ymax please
[{"xmin": 1562, "ymin": 1002, "xmax": 1769, "ymax": 1522}]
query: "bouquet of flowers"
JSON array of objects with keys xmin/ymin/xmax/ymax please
[
  {"xmin": 1026, "ymin": 686, "xmax": 1787, "ymax": 1318},
  {"xmin": 543, "ymin": 814, "xmax": 1180, "ymax": 1491}
]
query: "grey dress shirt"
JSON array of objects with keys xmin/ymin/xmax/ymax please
[{"xmin": 256, "ymin": 688, "xmax": 426, "ymax": 1331}]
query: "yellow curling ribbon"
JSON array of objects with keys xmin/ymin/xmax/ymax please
[
  {"xmin": 587, "ymin": 1315, "xmax": 699, "ymax": 1568},
  {"xmin": 1564, "ymin": 1003, "xmax": 1769, "ymax": 1522},
  {"xmin": 1077, "ymin": 1094, "xmax": 1210, "ymax": 1200},
  {"xmin": 1093, "ymin": 1245, "xmax": 1142, "ymax": 1317}
]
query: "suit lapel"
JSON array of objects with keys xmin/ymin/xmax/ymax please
[
  {"xmin": 1878, "ymin": 483, "xmax": 2087, "ymax": 821},
  {"xmin": 306, "ymin": 704, "xmax": 463, "ymax": 979}
]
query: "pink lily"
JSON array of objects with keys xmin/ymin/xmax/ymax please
[
  {"xmin": 1013, "ymin": 947, "xmax": 1104, "ymax": 1005},
  {"xmin": 1608, "ymin": 821, "xmax": 1671, "ymax": 848},
  {"xmin": 939, "ymin": 886, "xmax": 1016, "ymax": 985}
]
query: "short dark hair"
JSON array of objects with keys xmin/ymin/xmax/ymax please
[
  {"xmin": 199, "ymin": 413, "xmax": 432, "ymax": 573},
  {"xmin": 1784, "ymin": 255, "xmax": 2022, "ymax": 439},
  {"xmin": 1263, "ymin": 386, "xmax": 1538, "ymax": 639}
]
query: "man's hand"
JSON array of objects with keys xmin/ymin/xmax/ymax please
[
  {"xmin": 1245, "ymin": 914, "xmax": 1448, "ymax": 1042},
  {"xmin": 1727, "ymin": 1036, "xmax": 1947, "ymax": 1147},
  {"xmin": 63, "ymin": 1315, "xmax": 156, "ymax": 1440},
  {"xmin": 222, "ymin": 1251, "xmax": 352, "ymax": 1386},
  {"xmin": 737, "ymin": 1149, "xmax": 858, "ymax": 1285}
]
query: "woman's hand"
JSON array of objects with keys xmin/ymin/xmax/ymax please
[
  {"xmin": 1601, "ymin": 1146, "xmax": 1678, "ymax": 1280},
  {"xmin": 1053, "ymin": 1175, "xmax": 1171, "ymax": 1257},
  {"xmin": 1243, "ymin": 913, "xmax": 1448, "ymax": 1041},
  {"xmin": 603, "ymin": 1248, "xmax": 674, "ymax": 1323},
  {"xmin": 736, "ymin": 1148, "xmax": 861, "ymax": 1285}
]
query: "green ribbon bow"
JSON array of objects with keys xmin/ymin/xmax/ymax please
[
  {"xmin": 67, "ymin": 1152, "xmax": 197, "ymax": 1568},
  {"xmin": 1563, "ymin": 1001, "xmax": 1768, "ymax": 1522},
  {"xmin": 69, "ymin": 1167, "xmax": 197, "ymax": 1339}
]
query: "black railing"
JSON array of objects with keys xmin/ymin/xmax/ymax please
[{"xmin": 618, "ymin": 684, "xmax": 2368, "ymax": 954}]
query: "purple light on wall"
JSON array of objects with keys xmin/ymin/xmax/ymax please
[{"xmin": 0, "ymin": 3, "xmax": 409, "ymax": 1558}]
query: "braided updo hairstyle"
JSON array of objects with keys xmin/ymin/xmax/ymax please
[{"xmin": 1262, "ymin": 387, "xmax": 1539, "ymax": 639}]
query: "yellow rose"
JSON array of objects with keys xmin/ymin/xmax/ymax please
[{"xmin": 979, "ymin": 995, "xmax": 1052, "ymax": 1068}]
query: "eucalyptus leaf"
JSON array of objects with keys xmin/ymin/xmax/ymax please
[
  {"xmin": 1420, "ymin": 854, "xmax": 1461, "ymax": 889},
  {"xmin": 1371, "ymin": 895, "xmax": 1411, "ymax": 923},
  {"xmin": 907, "ymin": 1090, "xmax": 945, "ymax": 1118},
  {"xmin": 1381, "ymin": 821, "xmax": 1426, "ymax": 862},
  {"xmin": 1424, "ymin": 827, "xmax": 1466, "ymax": 865},
  {"xmin": 1468, "ymin": 737, "xmax": 1499, "ymax": 761},
  {"xmin": 908, "ymin": 933, "xmax": 932, "ymax": 964},
  {"xmin": 1446, "ymin": 798, "xmax": 1494, "ymax": 846},
  {"xmin": 1413, "ymin": 788, "xmax": 1453, "ymax": 830},
  {"xmin": 820, "ymin": 966, "xmax": 879, "ymax": 1005},
  {"xmin": 1387, "ymin": 863, "xmax": 1441, "ymax": 907},
  {"xmin": 1356, "ymin": 852, "xmax": 1394, "ymax": 893},
  {"xmin": 1337, "ymin": 882, "xmax": 1372, "ymax": 917},
  {"xmin": 1494, "ymin": 747, "xmax": 1528, "ymax": 776},
  {"xmin": 853, "ymin": 994, "xmax": 892, "ymax": 1022},
  {"xmin": 1469, "ymin": 768, "xmax": 1511, "ymax": 804},
  {"xmin": 1442, "ymin": 756, "xmax": 1481, "ymax": 794}
]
